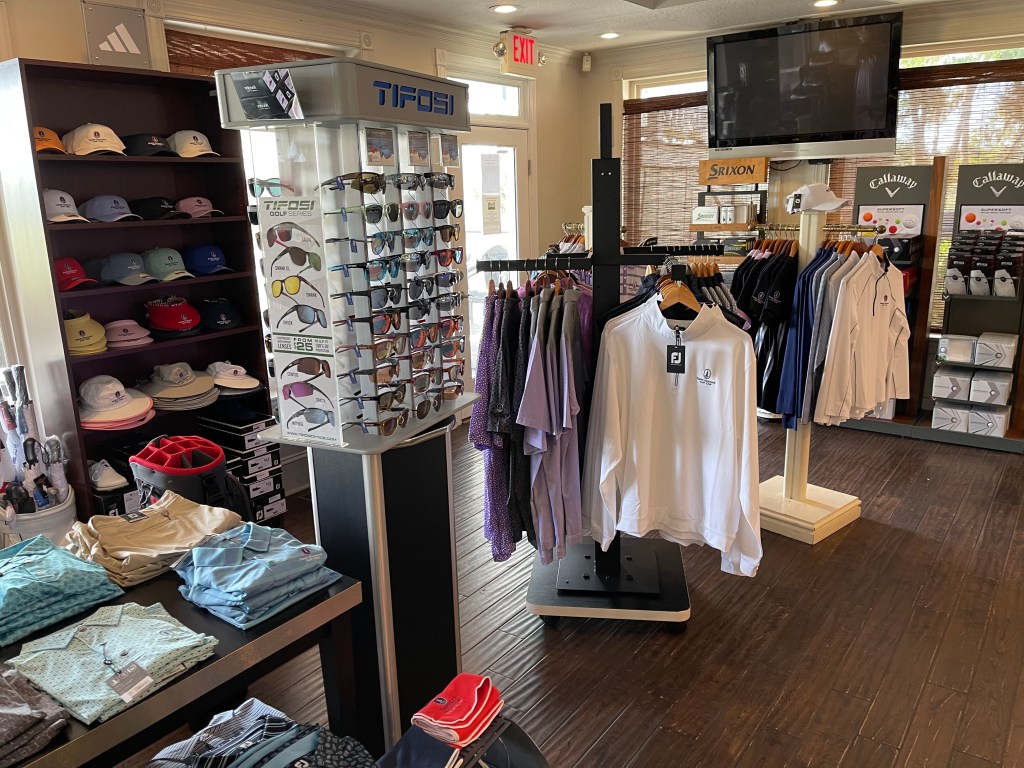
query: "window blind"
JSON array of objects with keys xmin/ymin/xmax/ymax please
[{"xmin": 165, "ymin": 29, "xmax": 323, "ymax": 76}]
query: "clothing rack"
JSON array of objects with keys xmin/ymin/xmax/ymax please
[{"xmin": 475, "ymin": 256, "xmax": 593, "ymax": 273}]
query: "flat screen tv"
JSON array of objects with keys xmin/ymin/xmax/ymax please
[{"xmin": 707, "ymin": 13, "xmax": 902, "ymax": 160}]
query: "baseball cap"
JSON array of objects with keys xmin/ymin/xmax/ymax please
[
  {"xmin": 129, "ymin": 197, "xmax": 189, "ymax": 221},
  {"xmin": 207, "ymin": 362, "xmax": 260, "ymax": 390},
  {"xmin": 64, "ymin": 310, "xmax": 106, "ymax": 350},
  {"xmin": 175, "ymin": 197, "xmax": 224, "ymax": 218},
  {"xmin": 62, "ymin": 123, "xmax": 125, "ymax": 156},
  {"xmin": 145, "ymin": 296, "xmax": 201, "ymax": 330},
  {"xmin": 54, "ymin": 258, "xmax": 97, "ymax": 291},
  {"xmin": 142, "ymin": 248, "xmax": 194, "ymax": 281},
  {"xmin": 43, "ymin": 189, "xmax": 89, "ymax": 223},
  {"xmin": 122, "ymin": 133, "xmax": 176, "ymax": 157},
  {"xmin": 78, "ymin": 375, "xmax": 153, "ymax": 423},
  {"xmin": 199, "ymin": 298, "xmax": 242, "ymax": 330},
  {"xmin": 785, "ymin": 183, "xmax": 850, "ymax": 214},
  {"xmin": 99, "ymin": 252, "xmax": 158, "ymax": 286},
  {"xmin": 139, "ymin": 363, "xmax": 216, "ymax": 399},
  {"xmin": 183, "ymin": 244, "xmax": 233, "ymax": 275},
  {"xmin": 166, "ymin": 130, "xmax": 219, "ymax": 158},
  {"xmin": 80, "ymin": 195, "xmax": 142, "ymax": 222},
  {"xmin": 33, "ymin": 127, "xmax": 67, "ymax": 154}
]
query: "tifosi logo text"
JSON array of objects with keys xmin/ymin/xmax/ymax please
[
  {"xmin": 973, "ymin": 172, "xmax": 1024, "ymax": 198},
  {"xmin": 869, "ymin": 173, "xmax": 918, "ymax": 198},
  {"xmin": 706, "ymin": 162, "xmax": 757, "ymax": 180},
  {"xmin": 372, "ymin": 81, "xmax": 455, "ymax": 116},
  {"xmin": 265, "ymin": 201, "xmax": 315, "ymax": 211}
]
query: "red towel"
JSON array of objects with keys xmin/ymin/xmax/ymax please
[{"xmin": 411, "ymin": 673, "xmax": 504, "ymax": 747}]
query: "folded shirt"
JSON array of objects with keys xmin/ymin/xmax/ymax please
[
  {"xmin": 65, "ymin": 490, "xmax": 241, "ymax": 587},
  {"xmin": 0, "ymin": 535, "xmax": 123, "ymax": 647},
  {"xmin": 186, "ymin": 568, "xmax": 341, "ymax": 630},
  {"xmin": 8, "ymin": 603, "xmax": 217, "ymax": 724},
  {"xmin": 0, "ymin": 667, "xmax": 68, "ymax": 768}
]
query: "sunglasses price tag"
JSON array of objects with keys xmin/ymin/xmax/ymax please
[{"xmin": 349, "ymin": 241, "xmax": 358, "ymax": 254}]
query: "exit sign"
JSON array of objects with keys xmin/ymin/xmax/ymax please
[{"xmin": 499, "ymin": 31, "xmax": 539, "ymax": 79}]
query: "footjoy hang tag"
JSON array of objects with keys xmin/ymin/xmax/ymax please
[{"xmin": 667, "ymin": 345, "xmax": 686, "ymax": 374}]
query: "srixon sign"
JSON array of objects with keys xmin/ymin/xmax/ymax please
[{"xmin": 698, "ymin": 157, "xmax": 768, "ymax": 185}]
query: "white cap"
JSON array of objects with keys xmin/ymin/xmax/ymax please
[
  {"xmin": 786, "ymin": 183, "xmax": 850, "ymax": 213},
  {"xmin": 166, "ymin": 130, "xmax": 219, "ymax": 158},
  {"xmin": 43, "ymin": 189, "xmax": 89, "ymax": 223},
  {"xmin": 62, "ymin": 123, "xmax": 126, "ymax": 155},
  {"xmin": 206, "ymin": 362, "xmax": 260, "ymax": 389},
  {"xmin": 139, "ymin": 363, "xmax": 216, "ymax": 398},
  {"xmin": 78, "ymin": 376, "xmax": 153, "ymax": 423}
]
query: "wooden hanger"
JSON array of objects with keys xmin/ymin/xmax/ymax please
[
  {"xmin": 487, "ymin": 278, "xmax": 495, "ymax": 297},
  {"xmin": 657, "ymin": 275, "xmax": 701, "ymax": 313}
]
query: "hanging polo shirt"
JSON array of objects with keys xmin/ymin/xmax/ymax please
[
  {"xmin": 148, "ymin": 698, "xmax": 288, "ymax": 767},
  {"xmin": 8, "ymin": 603, "xmax": 218, "ymax": 724},
  {"xmin": 0, "ymin": 535, "xmax": 123, "ymax": 646},
  {"xmin": 65, "ymin": 490, "xmax": 242, "ymax": 586}
]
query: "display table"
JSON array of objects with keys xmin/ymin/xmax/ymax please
[{"xmin": 0, "ymin": 573, "xmax": 362, "ymax": 768}]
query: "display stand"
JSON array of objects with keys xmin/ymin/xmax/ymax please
[
  {"xmin": 758, "ymin": 200, "xmax": 862, "ymax": 545},
  {"xmin": 215, "ymin": 58, "xmax": 472, "ymax": 754}
]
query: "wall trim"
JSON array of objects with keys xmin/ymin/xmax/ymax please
[{"xmin": 0, "ymin": 0, "xmax": 14, "ymax": 60}]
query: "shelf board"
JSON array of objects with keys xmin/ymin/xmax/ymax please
[
  {"xmin": 688, "ymin": 224, "xmax": 756, "ymax": 233},
  {"xmin": 68, "ymin": 324, "xmax": 261, "ymax": 365},
  {"xmin": 935, "ymin": 360, "xmax": 1014, "ymax": 372},
  {"xmin": 48, "ymin": 216, "xmax": 249, "ymax": 231},
  {"xmin": 37, "ymin": 155, "xmax": 242, "ymax": 165},
  {"xmin": 59, "ymin": 271, "xmax": 255, "ymax": 299},
  {"xmin": 931, "ymin": 396, "xmax": 1010, "ymax": 407}
]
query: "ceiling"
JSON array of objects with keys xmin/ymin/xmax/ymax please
[{"xmin": 331, "ymin": 0, "xmax": 958, "ymax": 53}]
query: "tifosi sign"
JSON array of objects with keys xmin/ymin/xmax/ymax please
[
  {"xmin": 972, "ymin": 171, "xmax": 1024, "ymax": 197},
  {"xmin": 698, "ymin": 157, "xmax": 768, "ymax": 185},
  {"xmin": 869, "ymin": 173, "xmax": 919, "ymax": 198},
  {"xmin": 372, "ymin": 81, "xmax": 456, "ymax": 116}
]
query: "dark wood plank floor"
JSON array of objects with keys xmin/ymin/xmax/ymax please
[{"xmin": 125, "ymin": 421, "xmax": 1024, "ymax": 767}]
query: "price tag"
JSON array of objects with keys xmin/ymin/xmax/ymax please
[
  {"xmin": 107, "ymin": 662, "xmax": 153, "ymax": 703},
  {"xmin": 666, "ymin": 345, "xmax": 686, "ymax": 374},
  {"xmin": 123, "ymin": 510, "xmax": 149, "ymax": 523}
]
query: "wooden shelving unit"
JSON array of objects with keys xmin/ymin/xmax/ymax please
[{"xmin": 0, "ymin": 59, "xmax": 271, "ymax": 518}]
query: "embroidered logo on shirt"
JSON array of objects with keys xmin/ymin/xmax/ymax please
[{"xmin": 697, "ymin": 368, "xmax": 716, "ymax": 387}]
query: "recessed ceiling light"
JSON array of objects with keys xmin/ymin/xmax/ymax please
[
  {"xmin": 491, "ymin": 4, "xmax": 519, "ymax": 12},
  {"xmin": 812, "ymin": 0, "xmax": 840, "ymax": 6},
  {"xmin": 599, "ymin": 32, "xmax": 620, "ymax": 39}
]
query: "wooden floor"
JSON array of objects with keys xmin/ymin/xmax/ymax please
[{"xmin": 128, "ymin": 421, "xmax": 1024, "ymax": 767}]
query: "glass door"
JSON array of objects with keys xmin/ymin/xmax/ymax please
[{"xmin": 459, "ymin": 127, "xmax": 530, "ymax": 393}]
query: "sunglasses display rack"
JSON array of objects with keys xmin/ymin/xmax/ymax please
[
  {"xmin": 0, "ymin": 60, "xmax": 274, "ymax": 520},
  {"xmin": 218, "ymin": 57, "xmax": 475, "ymax": 755}
]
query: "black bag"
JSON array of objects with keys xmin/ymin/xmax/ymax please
[{"xmin": 129, "ymin": 435, "xmax": 250, "ymax": 520}]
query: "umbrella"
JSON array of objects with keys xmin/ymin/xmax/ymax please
[{"xmin": 43, "ymin": 436, "xmax": 69, "ymax": 504}]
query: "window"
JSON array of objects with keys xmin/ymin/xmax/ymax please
[
  {"xmin": 639, "ymin": 81, "xmax": 708, "ymax": 99},
  {"xmin": 449, "ymin": 78, "xmax": 521, "ymax": 117},
  {"xmin": 901, "ymin": 49, "xmax": 1024, "ymax": 69}
]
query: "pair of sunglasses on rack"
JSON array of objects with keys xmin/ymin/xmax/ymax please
[
  {"xmin": 432, "ymin": 381, "xmax": 465, "ymax": 401},
  {"xmin": 271, "ymin": 246, "xmax": 321, "ymax": 273},
  {"xmin": 266, "ymin": 222, "xmax": 321, "ymax": 248},
  {"xmin": 336, "ymin": 336, "xmax": 407, "ymax": 361},
  {"xmin": 329, "ymin": 256, "xmax": 403, "ymax": 282},
  {"xmin": 387, "ymin": 173, "xmax": 457, "ymax": 190},
  {"xmin": 340, "ymin": 361, "xmax": 402, "ymax": 387},
  {"xmin": 408, "ymin": 293, "xmax": 465, "ymax": 321},
  {"xmin": 286, "ymin": 407, "xmax": 335, "ymax": 432},
  {"xmin": 281, "ymin": 381, "xmax": 332, "ymax": 402},
  {"xmin": 345, "ymin": 408, "xmax": 410, "ymax": 436},
  {"xmin": 281, "ymin": 356, "xmax": 331, "ymax": 380},
  {"xmin": 328, "ymin": 232, "xmax": 398, "ymax": 257},
  {"xmin": 271, "ymin": 275, "xmax": 324, "ymax": 301},
  {"xmin": 342, "ymin": 387, "xmax": 406, "ymax": 411},
  {"xmin": 410, "ymin": 318, "xmax": 463, "ymax": 348},
  {"xmin": 249, "ymin": 177, "xmax": 294, "ymax": 197},
  {"xmin": 402, "ymin": 225, "xmax": 461, "ymax": 248},
  {"xmin": 327, "ymin": 203, "xmax": 401, "ymax": 225},
  {"xmin": 317, "ymin": 173, "xmax": 387, "ymax": 195},
  {"xmin": 338, "ymin": 310, "xmax": 404, "ymax": 335},
  {"xmin": 398, "ymin": 200, "xmax": 464, "ymax": 221},
  {"xmin": 334, "ymin": 284, "xmax": 405, "ymax": 309},
  {"xmin": 400, "ymin": 248, "xmax": 465, "ymax": 271},
  {"xmin": 276, "ymin": 302, "xmax": 328, "ymax": 331}
]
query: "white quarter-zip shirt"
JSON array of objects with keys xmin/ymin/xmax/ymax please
[{"xmin": 582, "ymin": 299, "xmax": 762, "ymax": 577}]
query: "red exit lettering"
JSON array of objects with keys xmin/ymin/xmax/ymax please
[{"xmin": 513, "ymin": 34, "xmax": 535, "ymax": 65}]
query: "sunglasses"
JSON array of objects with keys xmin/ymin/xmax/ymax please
[
  {"xmin": 249, "ymin": 177, "xmax": 294, "ymax": 197},
  {"xmin": 386, "ymin": 173, "xmax": 425, "ymax": 191},
  {"xmin": 329, "ymin": 203, "xmax": 401, "ymax": 225},
  {"xmin": 271, "ymin": 275, "xmax": 324, "ymax": 301},
  {"xmin": 438, "ymin": 336, "xmax": 465, "ymax": 359},
  {"xmin": 432, "ymin": 199, "xmax": 464, "ymax": 220},
  {"xmin": 435, "ymin": 248, "xmax": 464, "ymax": 268},
  {"xmin": 282, "ymin": 381, "xmax": 333, "ymax": 402},
  {"xmin": 342, "ymin": 387, "xmax": 406, "ymax": 411},
  {"xmin": 286, "ymin": 407, "xmax": 336, "ymax": 432},
  {"xmin": 276, "ymin": 303, "xmax": 328, "ymax": 331},
  {"xmin": 399, "ymin": 349, "xmax": 434, "ymax": 370},
  {"xmin": 266, "ymin": 222, "xmax": 321, "ymax": 248},
  {"xmin": 403, "ymin": 228, "xmax": 435, "ymax": 249},
  {"xmin": 347, "ymin": 408, "xmax": 410, "ymax": 436},
  {"xmin": 334, "ymin": 232, "xmax": 398, "ymax": 256},
  {"xmin": 336, "ymin": 336, "xmax": 407, "ymax": 361},
  {"xmin": 424, "ymin": 172, "xmax": 456, "ymax": 190},
  {"xmin": 342, "ymin": 362, "xmax": 401, "ymax": 386},
  {"xmin": 435, "ymin": 224, "xmax": 461, "ymax": 244},
  {"xmin": 402, "ymin": 252, "xmax": 434, "ymax": 271},
  {"xmin": 436, "ymin": 271, "xmax": 463, "ymax": 290},
  {"xmin": 317, "ymin": 173, "xmax": 387, "ymax": 194},
  {"xmin": 340, "ymin": 310, "xmax": 404, "ymax": 335},
  {"xmin": 408, "ymin": 294, "xmax": 464, "ymax": 321},
  {"xmin": 431, "ymin": 381, "xmax": 465, "ymax": 400},
  {"xmin": 402, "ymin": 201, "xmax": 433, "ymax": 221},
  {"xmin": 442, "ymin": 360, "xmax": 465, "ymax": 381},
  {"xmin": 281, "ymin": 356, "xmax": 332, "ymax": 380},
  {"xmin": 414, "ymin": 393, "xmax": 443, "ymax": 419},
  {"xmin": 336, "ymin": 284, "xmax": 405, "ymax": 309},
  {"xmin": 410, "ymin": 325, "xmax": 439, "ymax": 349},
  {"xmin": 330, "ymin": 255, "xmax": 402, "ymax": 282},
  {"xmin": 409, "ymin": 275, "xmax": 437, "ymax": 301},
  {"xmin": 412, "ymin": 368, "xmax": 444, "ymax": 393},
  {"xmin": 271, "ymin": 246, "xmax": 322, "ymax": 273}
]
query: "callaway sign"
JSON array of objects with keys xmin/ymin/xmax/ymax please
[
  {"xmin": 854, "ymin": 165, "xmax": 933, "ymax": 207},
  {"xmin": 698, "ymin": 157, "xmax": 768, "ymax": 185},
  {"xmin": 868, "ymin": 173, "xmax": 919, "ymax": 197},
  {"xmin": 972, "ymin": 171, "xmax": 1024, "ymax": 195},
  {"xmin": 955, "ymin": 164, "xmax": 1024, "ymax": 208}
]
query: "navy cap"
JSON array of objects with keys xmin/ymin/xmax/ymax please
[
  {"xmin": 200, "ymin": 298, "xmax": 241, "ymax": 330},
  {"xmin": 122, "ymin": 134, "xmax": 176, "ymax": 157},
  {"xmin": 129, "ymin": 197, "xmax": 189, "ymax": 221},
  {"xmin": 183, "ymin": 244, "xmax": 233, "ymax": 275}
]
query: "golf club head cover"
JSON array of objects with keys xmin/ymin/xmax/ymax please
[
  {"xmin": 43, "ymin": 436, "xmax": 69, "ymax": 504},
  {"xmin": 15, "ymin": 402, "xmax": 40, "ymax": 443}
]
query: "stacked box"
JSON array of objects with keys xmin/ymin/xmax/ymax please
[
  {"xmin": 969, "ymin": 406, "xmax": 1010, "ymax": 437},
  {"xmin": 970, "ymin": 371, "xmax": 1013, "ymax": 406}
]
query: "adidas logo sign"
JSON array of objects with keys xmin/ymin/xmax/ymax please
[{"xmin": 98, "ymin": 23, "xmax": 141, "ymax": 55}]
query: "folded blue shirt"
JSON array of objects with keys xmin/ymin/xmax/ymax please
[
  {"xmin": 181, "ymin": 563, "xmax": 341, "ymax": 614},
  {"xmin": 0, "ymin": 535, "xmax": 123, "ymax": 647},
  {"xmin": 188, "ymin": 567, "xmax": 341, "ymax": 630}
]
